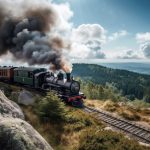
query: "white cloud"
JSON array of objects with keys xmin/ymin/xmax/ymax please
[
  {"xmin": 0, "ymin": 52, "xmax": 28, "ymax": 66},
  {"xmin": 140, "ymin": 42, "xmax": 150, "ymax": 58},
  {"xmin": 136, "ymin": 32, "xmax": 150, "ymax": 43},
  {"xmin": 52, "ymin": 2, "xmax": 73, "ymax": 33},
  {"xmin": 70, "ymin": 24, "xmax": 106, "ymax": 59},
  {"xmin": 117, "ymin": 49, "xmax": 141, "ymax": 59},
  {"xmin": 135, "ymin": 33, "xmax": 150, "ymax": 59},
  {"xmin": 71, "ymin": 24, "xmax": 106, "ymax": 44},
  {"xmin": 108, "ymin": 30, "xmax": 128, "ymax": 41}
]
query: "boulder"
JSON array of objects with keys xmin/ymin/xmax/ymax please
[
  {"xmin": 18, "ymin": 90, "xmax": 35, "ymax": 106},
  {"xmin": 0, "ymin": 90, "xmax": 24, "ymax": 119},
  {"xmin": 0, "ymin": 90, "xmax": 53, "ymax": 150},
  {"xmin": 0, "ymin": 118, "xmax": 53, "ymax": 150}
]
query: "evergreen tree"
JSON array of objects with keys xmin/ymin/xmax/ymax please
[{"xmin": 37, "ymin": 92, "xmax": 67, "ymax": 123}]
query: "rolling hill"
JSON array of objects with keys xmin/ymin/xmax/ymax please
[{"xmin": 72, "ymin": 64, "xmax": 150, "ymax": 101}]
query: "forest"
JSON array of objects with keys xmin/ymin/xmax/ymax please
[{"xmin": 72, "ymin": 64, "xmax": 150, "ymax": 102}]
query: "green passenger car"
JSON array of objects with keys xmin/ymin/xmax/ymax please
[{"xmin": 14, "ymin": 67, "xmax": 46, "ymax": 87}]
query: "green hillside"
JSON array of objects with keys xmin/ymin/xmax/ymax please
[{"xmin": 72, "ymin": 64, "xmax": 150, "ymax": 102}]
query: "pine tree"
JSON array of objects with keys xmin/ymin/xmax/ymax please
[{"xmin": 37, "ymin": 92, "xmax": 67, "ymax": 123}]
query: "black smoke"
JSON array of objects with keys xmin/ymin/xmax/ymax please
[{"xmin": 0, "ymin": 0, "xmax": 71, "ymax": 72}]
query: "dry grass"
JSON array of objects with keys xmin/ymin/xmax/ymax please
[
  {"xmin": 118, "ymin": 110, "xmax": 141, "ymax": 121},
  {"xmin": 20, "ymin": 101, "xmax": 150, "ymax": 150},
  {"xmin": 85, "ymin": 99, "xmax": 104, "ymax": 109},
  {"xmin": 85, "ymin": 99, "xmax": 150, "ymax": 126},
  {"xmin": 21, "ymin": 105, "xmax": 104, "ymax": 150},
  {"xmin": 21, "ymin": 105, "xmax": 64, "ymax": 148}
]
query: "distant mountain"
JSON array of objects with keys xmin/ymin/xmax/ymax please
[
  {"xmin": 100, "ymin": 62, "xmax": 150, "ymax": 75},
  {"xmin": 72, "ymin": 64, "xmax": 150, "ymax": 102}
]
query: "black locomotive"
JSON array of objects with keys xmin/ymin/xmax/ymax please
[{"xmin": 0, "ymin": 66, "xmax": 85, "ymax": 107}]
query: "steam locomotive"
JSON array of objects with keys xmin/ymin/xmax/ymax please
[{"xmin": 0, "ymin": 66, "xmax": 86, "ymax": 107}]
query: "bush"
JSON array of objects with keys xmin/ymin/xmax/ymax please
[
  {"xmin": 103, "ymin": 101, "xmax": 117, "ymax": 112},
  {"xmin": 78, "ymin": 128, "xmax": 149, "ymax": 150},
  {"xmin": 36, "ymin": 92, "xmax": 67, "ymax": 123},
  {"xmin": 80, "ymin": 81, "xmax": 124, "ymax": 102},
  {"xmin": 65, "ymin": 109, "xmax": 101, "ymax": 132},
  {"xmin": 119, "ymin": 111, "xmax": 141, "ymax": 121}
]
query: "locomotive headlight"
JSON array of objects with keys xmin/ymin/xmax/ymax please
[{"xmin": 70, "ymin": 81, "xmax": 80, "ymax": 93}]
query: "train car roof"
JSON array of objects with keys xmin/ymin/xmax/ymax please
[
  {"xmin": 14, "ymin": 67, "xmax": 46, "ymax": 72},
  {"xmin": 0, "ymin": 66, "xmax": 16, "ymax": 70}
]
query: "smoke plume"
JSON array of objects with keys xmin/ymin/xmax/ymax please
[{"xmin": 0, "ymin": 0, "xmax": 71, "ymax": 72}]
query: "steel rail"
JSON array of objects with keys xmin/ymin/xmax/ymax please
[{"xmin": 83, "ymin": 106, "xmax": 150, "ymax": 144}]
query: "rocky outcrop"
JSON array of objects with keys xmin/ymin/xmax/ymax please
[
  {"xmin": 0, "ymin": 118, "xmax": 52, "ymax": 150},
  {"xmin": 18, "ymin": 90, "xmax": 35, "ymax": 106},
  {"xmin": 0, "ymin": 90, "xmax": 24, "ymax": 119},
  {"xmin": 0, "ymin": 90, "xmax": 53, "ymax": 150}
]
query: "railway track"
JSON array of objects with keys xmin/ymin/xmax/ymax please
[{"xmin": 83, "ymin": 106, "xmax": 150, "ymax": 145}]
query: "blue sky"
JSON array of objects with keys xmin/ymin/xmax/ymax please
[
  {"xmin": 52, "ymin": 0, "xmax": 150, "ymax": 62},
  {"xmin": 54, "ymin": 0, "xmax": 150, "ymax": 33},
  {"xmin": 1, "ymin": 0, "xmax": 150, "ymax": 67}
]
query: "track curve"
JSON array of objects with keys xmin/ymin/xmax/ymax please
[{"xmin": 83, "ymin": 106, "xmax": 150, "ymax": 145}]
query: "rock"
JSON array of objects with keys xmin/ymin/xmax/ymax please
[
  {"xmin": 0, "ymin": 90, "xmax": 24, "ymax": 119},
  {"xmin": 104, "ymin": 126, "xmax": 113, "ymax": 131},
  {"xmin": 0, "ymin": 118, "xmax": 53, "ymax": 150},
  {"xmin": 0, "ymin": 90, "xmax": 53, "ymax": 150},
  {"xmin": 18, "ymin": 90, "xmax": 35, "ymax": 106},
  {"xmin": 10, "ymin": 91, "xmax": 20, "ymax": 103}
]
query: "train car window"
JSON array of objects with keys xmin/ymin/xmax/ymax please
[
  {"xmin": 28, "ymin": 72, "xmax": 33, "ymax": 78},
  {"xmin": 15, "ymin": 71, "xmax": 19, "ymax": 76},
  {"xmin": 19, "ymin": 71, "xmax": 22, "ymax": 76},
  {"xmin": 25, "ymin": 71, "xmax": 28, "ymax": 77}
]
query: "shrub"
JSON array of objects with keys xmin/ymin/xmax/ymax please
[
  {"xmin": 80, "ymin": 81, "xmax": 124, "ymax": 102},
  {"xmin": 78, "ymin": 128, "xmax": 149, "ymax": 150},
  {"xmin": 65, "ymin": 110, "xmax": 99, "ymax": 132},
  {"xmin": 130, "ymin": 100, "xmax": 150, "ymax": 109},
  {"xmin": 36, "ymin": 92, "xmax": 67, "ymax": 123},
  {"xmin": 103, "ymin": 101, "xmax": 119, "ymax": 112},
  {"xmin": 9, "ymin": 92, "xmax": 19, "ymax": 103},
  {"xmin": 119, "ymin": 111, "xmax": 141, "ymax": 121}
]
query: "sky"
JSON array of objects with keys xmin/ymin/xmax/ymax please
[
  {"xmin": 52, "ymin": 0, "xmax": 150, "ymax": 62},
  {"xmin": 0, "ymin": 0, "xmax": 150, "ymax": 67}
]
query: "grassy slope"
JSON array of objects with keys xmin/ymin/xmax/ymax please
[
  {"xmin": 0, "ymin": 82, "xmax": 149, "ymax": 149},
  {"xmin": 85, "ymin": 99, "xmax": 150, "ymax": 126},
  {"xmin": 21, "ymin": 105, "xmax": 104, "ymax": 150},
  {"xmin": 21, "ymin": 105, "xmax": 150, "ymax": 150}
]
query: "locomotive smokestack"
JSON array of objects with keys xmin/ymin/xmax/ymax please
[
  {"xmin": 57, "ymin": 72, "xmax": 64, "ymax": 80},
  {"xmin": 66, "ymin": 73, "xmax": 71, "ymax": 82}
]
